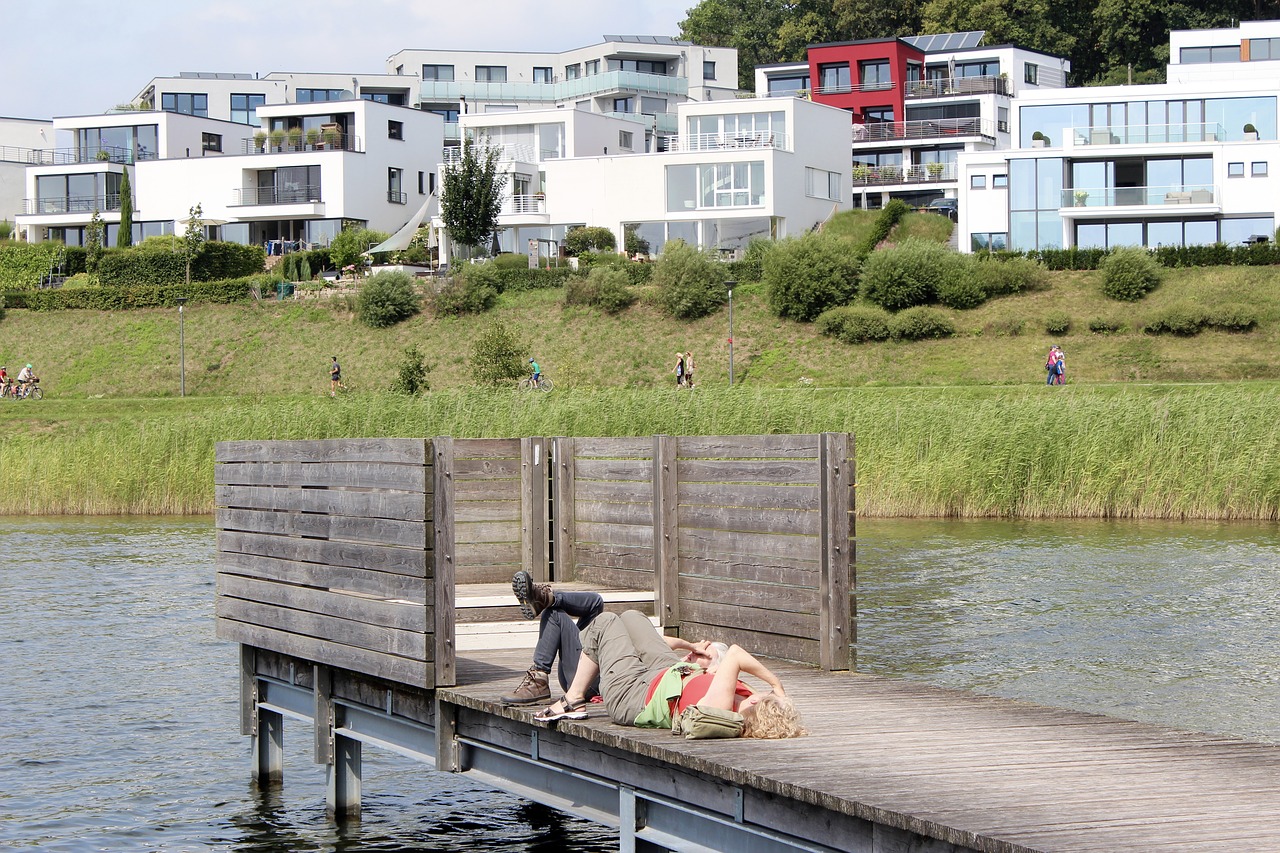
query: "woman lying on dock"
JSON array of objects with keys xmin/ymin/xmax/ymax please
[{"xmin": 531, "ymin": 608, "xmax": 806, "ymax": 739}]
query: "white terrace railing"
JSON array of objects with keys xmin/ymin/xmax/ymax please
[
  {"xmin": 442, "ymin": 142, "xmax": 539, "ymax": 164},
  {"xmin": 664, "ymin": 131, "xmax": 791, "ymax": 152},
  {"xmin": 851, "ymin": 162, "xmax": 958, "ymax": 186},
  {"xmin": 505, "ymin": 194, "xmax": 546, "ymax": 215}
]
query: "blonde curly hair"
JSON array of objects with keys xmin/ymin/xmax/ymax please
[{"xmin": 741, "ymin": 693, "xmax": 807, "ymax": 739}]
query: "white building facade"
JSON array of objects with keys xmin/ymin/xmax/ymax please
[{"xmin": 0, "ymin": 117, "xmax": 55, "ymax": 227}]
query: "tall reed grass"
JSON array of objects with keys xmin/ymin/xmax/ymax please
[{"xmin": 2, "ymin": 385, "xmax": 1278, "ymax": 519}]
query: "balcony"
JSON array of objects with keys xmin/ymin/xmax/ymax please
[
  {"xmin": 419, "ymin": 70, "xmax": 688, "ymax": 104},
  {"xmin": 852, "ymin": 162, "xmax": 958, "ymax": 187},
  {"xmin": 855, "ymin": 118, "xmax": 995, "ymax": 143},
  {"xmin": 506, "ymin": 195, "xmax": 546, "ymax": 215},
  {"xmin": 812, "ymin": 80, "xmax": 895, "ymax": 97},
  {"xmin": 443, "ymin": 142, "xmax": 539, "ymax": 165},
  {"xmin": 23, "ymin": 194, "xmax": 120, "ymax": 215},
  {"xmin": 665, "ymin": 131, "xmax": 791, "ymax": 152},
  {"xmin": 1069, "ymin": 123, "xmax": 1224, "ymax": 146},
  {"xmin": 240, "ymin": 135, "xmax": 363, "ymax": 155},
  {"xmin": 1062, "ymin": 184, "xmax": 1219, "ymax": 211},
  {"xmin": 905, "ymin": 76, "xmax": 1009, "ymax": 99},
  {"xmin": 3, "ymin": 145, "xmax": 147, "ymax": 166},
  {"xmin": 388, "ymin": 190, "xmax": 407, "ymax": 205},
  {"xmin": 232, "ymin": 185, "xmax": 323, "ymax": 206}
]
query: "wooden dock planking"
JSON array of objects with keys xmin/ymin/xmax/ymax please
[{"xmin": 447, "ymin": 650, "xmax": 1280, "ymax": 853}]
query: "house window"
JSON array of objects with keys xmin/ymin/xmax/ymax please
[
  {"xmin": 230, "ymin": 93, "xmax": 265, "ymax": 125},
  {"xmin": 426, "ymin": 108, "xmax": 459, "ymax": 122},
  {"xmin": 533, "ymin": 66, "xmax": 553, "ymax": 83},
  {"xmin": 585, "ymin": 60, "xmax": 600, "ymax": 75},
  {"xmin": 859, "ymin": 60, "xmax": 892, "ymax": 90},
  {"xmin": 1249, "ymin": 38, "xmax": 1280, "ymax": 60},
  {"xmin": 429, "ymin": 172, "xmax": 436, "ymax": 194},
  {"xmin": 864, "ymin": 106, "xmax": 895, "ymax": 123},
  {"xmin": 363, "ymin": 92, "xmax": 407, "ymax": 106},
  {"xmin": 971, "ymin": 175, "xmax": 987, "ymax": 189},
  {"xmin": 640, "ymin": 96, "xmax": 667, "ymax": 115},
  {"xmin": 387, "ymin": 167, "xmax": 405, "ymax": 204},
  {"xmin": 819, "ymin": 63, "xmax": 851, "ymax": 93},
  {"xmin": 998, "ymin": 106, "xmax": 1009, "ymax": 133},
  {"xmin": 1252, "ymin": 161, "xmax": 1269, "ymax": 176},
  {"xmin": 1025, "ymin": 63, "xmax": 1039, "ymax": 84},
  {"xmin": 388, "ymin": 120, "xmax": 403, "ymax": 140},
  {"xmin": 993, "ymin": 173, "xmax": 1008, "ymax": 188},
  {"xmin": 806, "ymin": 167, "xmax": 841, "ymax": 201},
  {"xmin": 703, "ymin": 60, "xmax": 716, "ymax": 80},
  {"xmin": 422, "ymin": 64, "xmax": 454, "ymax": 81},
  {"xmin": 297, "ymin": 89, "xmax": 344, "ymax": 102},
  {"xmin": 613, "ymin": 97, "xmax": 633, "ymax": 113},
  {"xmin": 475, "ymin": 65, "xmax": 507, "ymax": 82},
  {"xmin": 1180, "ymin": 45, "xmax": 1241, "ymax": 64},
  {"xmin": 201, "ymin": 133, "xmax": 222, "ymax": 153},
  {"xmin": 1229, "ymin": 161, "xmax": 1246, "ymax": 177},
  {"xmin": 160, "ymin": 93, "xmax": 208, "ymax": 117},
  {"xmin": 955, "ymin": 60, "xmax": 1000, "ymax": 77},
  {"xmin": 418, "ymin": 170, "xmax": 425, "ymax": 194},
  {"xmin": 971, "ymin": 232, "xmax": 1009, "ymax": 252},
  {"xmin": 619, "ymin": 130, "xmax": 634, "ymax": 150},
  {"xmin": 565, "ymin": 64, "xmax": 581, "ymax": 80}
]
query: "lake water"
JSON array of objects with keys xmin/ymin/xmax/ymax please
[{"xmin": 1, "ymin": 516, "xmax": 1277, "ymax": 851}]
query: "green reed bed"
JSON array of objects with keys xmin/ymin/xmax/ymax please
[{"xmin": 1, "ymin": 385, "xmax": 1278, "ymax": 519}]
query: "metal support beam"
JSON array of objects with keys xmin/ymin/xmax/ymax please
[
  {"xmin": 252, "ymin": 708, "xmax": 284, "ymax": 787},
  {"xmin": 327, "ymin": 731, "xmax": 362, "ymax": 820}
]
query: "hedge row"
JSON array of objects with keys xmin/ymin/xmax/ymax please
[
  {"xmin": 992, "ymin": 242, "xmax": 1280, "ymax": 271},
  {"xmin": 100, "ymin": 242, "xmax": 265, "ymax": 286},
  {"xmin": 3, "ymin": 277, "xmax": 261, "ymax": 310}
]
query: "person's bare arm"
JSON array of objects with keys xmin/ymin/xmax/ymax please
[{"xmin": 698, "ymin": 645, "xmax": 785, "ymax": 709}]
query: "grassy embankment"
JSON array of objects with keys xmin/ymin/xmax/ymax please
[{"xmin": 2, "ymin": 210, "xmax": 1279, "ymax": 518}]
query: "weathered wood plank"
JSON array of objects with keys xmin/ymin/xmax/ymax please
[
  {"xmin": 572, "ymin": 437, "xmax": 653, "ymax": 458},
  {"xmin": 451, "ymin": 438, "xmax": 522, "ymax": 459},
  {"xmin": 678, "ymin": 576, "xmax": 819, "ymax": 615},
  {"xmin": 678, "ymin": 526, "xmax": 819, "ymax": 562},
  {"xmin": 216, "ymin": 597, "xmax": 427, "ymax": 658},
  {"xmin": 575, "ymin": 499, "xmax": 655, "ymax": 526},
  {"xmin": 216, "ymin": 550, "xmax": 430, "ymax": 605},
  {"xmin": 677, "ymin": 503, "xmax": 819, "ymax": 537},
  {"xmin": 454, "ymin": 520, "xmax": 521, "ymax": 543},
  {"xmin": 215, "ymin": 483, "xmax": 430, "ymax": 522},
  {"xmin": 216, "ymin": 438, "xmax": 428, "ymax": 465},
  {"xmin": 573, "ymin": 543, "xmax": 655, "ymax": 573},
  {"xmin": 454, "ymin": 480, "xmax": 522, "ymax": 501},
  {"xmin": 677, "ymin": 434, "xmax": 821, "ymax": 458},
  {"xmin": 677, "ymin": 481, "xmax": 819, "ymax": 511},
  {"xmin": 216, "ymin": 618, "xmax": 432, "ymax": 688},
  {"xmin": 574, "ymin": 520, "xmax": 655, "ymax": 548},
  {"xmin": 573, "ymin": 565, "xmax": 656, "ymax": 591},
  {"xmin": 453, "ymin": 500, "xmax": 521, "ymax": 523},
  {"xmin": 552, "ymin": 436, "xmax": 576, "ymax": 583},
  {"xmin": 217, "ymin": 574, "xmax": 428, "ymax": 631},
  {"xmin": 654, "ymin": 434, "xmax": 679, "ymax": 630},
  {"xmin": 216, "ymin": 460, "xmax": 427, "ymax": 492},
  {"xmin": 433, "ymin": 437, "xmax": 457, "ymax": 687},
  {"xmin": 820, "ymin": 432, "xmax": 854, "ymax": 671},
  {"xmin": 677, "ymin": 620, "xmax": 819, "ymax": 664},
  {"xmin": 679, "ymin": 598, "xmax": 818, "ymax": 640},
  {"xmin": 216, "ymin": 507, "xmax": 427, "ymax": 549},
  {"xmin": 573, "ymin": 478, "xmax": 654, "ymax": 504},
  {"xmin": 452, "ymin": 457, "xmax": 523, "ymax": 479},
  {"xmin": 574, "ymin": 458, "xmax": 653, "ymax": 482},
  {"xmin": 456, "ymin": 541, "xmax": 521, "ymax": 566},
  {"xmin": 676, "ymin": 458, "xmax": 820, "ymax": 485},
  {"xmin": 521, "ymin": 436, "xmax": 548, "ymax": 583},
  {"xmin": 677, "ymin": 552, "xmax": 819, "ymax": 586},
  {"xmin": 217, "ymin": 530, "xmax": 428, "ymax": 577}
]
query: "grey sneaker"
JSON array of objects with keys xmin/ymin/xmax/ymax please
[
  {"xmin": 512, "ymin": 570, "xmax": 554, "ymax": 620},
  {"xmin": 501, "ymin": 667, "xmax": 551, "ymax": 705}
]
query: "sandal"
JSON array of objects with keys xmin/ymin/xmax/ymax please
[{"xmin": 533, "ymin": 697, "xmax": 589, "ymax": 722}]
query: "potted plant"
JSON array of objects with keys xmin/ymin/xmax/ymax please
[
  {"xmin": 1031, "ymin": 131, "xmax": 1049, "ymax": 148},
  {"xmin": 95, "ymin": 150, "xmax": 111, "ymax": 162},
  {"xmin": 1244, "ymin": 123, "xmax": 1258, "ymax": 141},
  {"xmin": 287, "ymin": 127, "xmax": 303, "ymax": 151},
  {"xmin": 926, "ymin": 161, "xmax": 945, "ymax": 179},
  {"xmin": 305, "ymin": 128, "xmax": 320, "ymax": 150},
  {"xmin": 1074, "ymin": 190, "xmax": 1089, "ymax": 207},
  {"xmin": 880, "ymin": 164, "xmax": 901, "ymax": 181},
  {"xmin": 268, "ymin": 128, "xmax": 286, "ymax": 152},
  {"xmin": 253, "ymin": 131, "xmax": 267, "ymax": 153},
  {"xmin": 851, "ymin": 164, "xmax": 870, "ymax": 183},
  {"xmin": 322, "ymin": 127, "xmax": 342, "ymax": 150}
]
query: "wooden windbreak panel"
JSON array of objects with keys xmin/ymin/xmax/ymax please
[
  {"xmin": 214, "ymin": 438, "xmax": 434, "ymax": 688},
  {"xmin": 674, "ymin": 434, "xmax": 854, "ymax": 667},
  {"xmin": 451, "ymin": 438, "xmax": 524, "ymax": 584},
  {"xmin": 567, "ymin": 437, "xmax": 656, "ymax": 588}
]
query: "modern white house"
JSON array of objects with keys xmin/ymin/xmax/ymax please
[
  {"xmin": 431, "ymin": 94, "xmax": 852, "ymax": 264},
  {"xmin": 0, "ymin": 116, "xmax": 54, "ymax": 227},
  {"xmin": 958, "ymin": 20, "xmax": 1280, "ymax": 252}
]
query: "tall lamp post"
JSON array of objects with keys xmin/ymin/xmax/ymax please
[
  {"xmin": 725, "ymin": 280, "xmax": 736, "ymax": 387},
  {"xmin": 176, "ymin": 296, "xmax": 187, "ymax": 397}
]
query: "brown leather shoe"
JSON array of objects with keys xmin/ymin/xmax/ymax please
[
  {"xmin": 501, "ymin": 667, "xmax": 551, "ymax": 705},
  {"xmin": 512, "ymin": 570, "xmax": 553, "ymax": 619}
]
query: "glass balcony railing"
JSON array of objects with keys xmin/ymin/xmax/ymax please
[
  {"xmin": 665, "ymin": 131, "xmax": 791, "ymax": 152},
  {"xmin": 1070, "ymin": 123, "xmax": 1224, "ymax": 145},
  {"xmin": 1061, "ymin": 184, "xmax": 1218, "ymax": 208},
  {"xmin": 419, "ymin": 70, "xmax": 688, "ymax": 103},
  {"xmin": 24, "ymin": 194, "xmax": 121, "ymax": 215},
  {"xmin": 232, "ymin": 185, "xmax": 324, "ymax": 206},
  {"xmin": 856, "ymin": 118, "xmax": 994, "ymax": 142}
]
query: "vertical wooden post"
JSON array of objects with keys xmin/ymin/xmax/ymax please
[
  {"xmin": 818, "ymin": 432, "xmax": 854, "ymax": 671},
  {"xmin": 239, "ymin": 644, "xmax": 257, "ymax": 737},
  {"xmin": 552, "ymin": 436, "xmax": 576, "ymax": 584},
  {"xmin": 435, "ymin": 695, "xmax": 460, "ymax": 773},
  {"xmin": 522, "ymin": 437, "xmax": 548, "ymax": 582},
  {"xmin": 252, "ymin": 707, "xmax": 284, "ymax": 787},
  {"xmin": 326, "ymin": 732, "xmax": 362, "ymax": 820},
  {"xmin": 313, "ymin": 664, "xmax": 334, "ymax": 766},
  {"xmin": 433, "ymin": 437, "xmax": 457, "ymax": 688},
  {"xmin": 653, "ymin": 434, "xmax": 679, "ymax": 630},
  {"xmin": 848, "ymin": 434, "xmax": 858, "ymax": 657}
]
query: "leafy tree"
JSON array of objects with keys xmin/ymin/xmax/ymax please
[
  {"xmin": 356, "ymin": 270, "xmax": 422, "ymax": 327},
  {"xmin": 440, "ymin": 140, "xmax": 509, "ymax": 258},
  {"xmin": 469, "ymin": 320, "xmax": 527, "ymax": 386},
  {"xmin": 563, "ymin": 226, "xmax": 617, "ymax": 256},
  {"xmin": 390, "ymin": 345, "xmax": 431, "ymax": 394},
  {"xmin": 183, "ymin": 203, "xmax": 206, "ymax": 286},
  {"xmin": 651, "ymin": 240, "xmax": 726, "ymax": 320},
  {"xmin": 680, "ymin": 0, "xmax": 792, "ymax": 86},
  {"xmin": 1100, "ymin": 247, "xmax": 1161, "ymax": 301},
  {"xmin": 433, "ymin": 264, "xmax": 499, "ymax": 316},
  {"xmin": 116, "ymin": 170, "xmax": 133, "ymax": 248},
  {"xmin": 85, "ymin": 210, "xmax": 105, "ymax": 278},
  {"xmin": 330, "ymin": 226, "xmax": 390, "ymax": 274},
  {"xmin": 764, "ymin": 232, "xmax": 861, "ymax": 321}
]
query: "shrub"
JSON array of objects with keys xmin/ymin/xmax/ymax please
[
  {"xmin": 356, "ymin": 270, "xmax": 422, "ymax": 328},
  {"xmin": 434, "ymin": 264, "xmax": 499, "ymax": 316},
  {"xmin": 982, "ymin": 315, "xmax": 1025, "ymax": 337},
  {"xmin": 1142, "ymin": 302, "xmax": 1206, "ymax": 335},
  {"xmin": 564, "ymin": 266, "xmax": 638, "ymax": 314},
  {"xmin": 889, "ymin": 306, "xmax": 955, "ymax": 341},
  {"xmin": 1088, "ymin": 317, "xmax": 1126, "ymax": 334},
  {"xmin": 816, "ymin": 305, "xmax": 892, "ymax": 343},
  {"xmin": 60, "ymin": 273, "xmax": 98, "ymax": 289},
  {"xmin": 651, "ymin": 240, "xmax": 724, "ymax": 320},
  {"xmin": 492, "ymin": 253, "xmax": 531, "ymax": 270},
  {"xmin": 0, "ymin": 293, "xmax": 5, "ymax": 322},
  {"xmin": 934, "ymin": 260, "xmax": 985, "ymax": 309},
  {"xmin": 1100, "ymin": 247, "xmax": 1161, "ymax": 301},
  {"xmin": 764, "ymin": 232, "xmax": 861, "ymax": 321},
  {"xmin": 858, "ymin": 199, "xmax": 912, "ymax": 255},
  {"xmin": 470, "ymin": 320, "xmax": 527, "ymax": 386},
  {"xmin": 494, "ymin": 266, "xmax": 576, "ymax": 292},
  {"xmin": 390, "ymin": 345, "xmax": 431, "ymax": 395},
  {"xmin": 562, "ymin": 226, "xmax": 617, "ymax": 256},
  {"xmin": 1044, "ymin": 313, "xmax": 1071, "ymax": 335},
  {"xmin": 860, "ymin": 239, "xmax": 957, "ymax": 311},
  {"xmin": 977, "ymin": 255, "xmax": 1047, "ymax": 296},
  {"xmin": 1205, "ymin": 303, "xmax": 1258, "ymax": 332},
  {"xmin": 14, "ymin": 276, "xmax": 258, "ymax": 310},
  {"xmin": 330, "ymin": 227, "xmax": 390, "ymax": 271}
]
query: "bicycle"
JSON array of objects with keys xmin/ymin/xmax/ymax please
[
  {"xmin": 15, "ymin": 379, "xmax": 43, "ymax": 400},
  {"xmin": 517, "ymin": 376, "xmax": 554, "ymax": 392}
]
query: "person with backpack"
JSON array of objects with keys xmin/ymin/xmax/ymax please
[{"xmin": 1045, "ymin": 346, "xmax": 1059, "ymax": 385}]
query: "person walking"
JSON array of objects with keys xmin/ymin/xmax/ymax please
[
  {"xmin": 329, "ymin": 356, "xmax": 344, "ymax": 396},
  {"xmin": 1054, "ymin": 347, "xmax": 1066, "ymax": 384},
  {"xmin": 673, "ymin": 352, "xmax": 685, "ymax": 388},
  {"xmin": 1045, "ymin": 346, "xmax": 1058, "ymax": 385},
  {"xmin": 683, "ymin": 351, "xmax": 696, "ymax": 389}
]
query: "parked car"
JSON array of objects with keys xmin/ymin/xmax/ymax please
[{"xmin": 926, "ymin": 197, "xmax": 958, "ymax": 221}]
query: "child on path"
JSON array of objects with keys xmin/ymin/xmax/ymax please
[
  {"xmin": 329, "ymin": 356, "xmax": 344, "ymax": 396},
  {"xmin": 1045, "ymin": 346, "xmax": 1058, "ymax": 385}
]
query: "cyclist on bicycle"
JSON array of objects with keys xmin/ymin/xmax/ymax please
[
  {"xmin": 529, "ymin": 358, "xmax": 541, "ymax": 388},
  {"xmin": 0, "ymin": 366, "xmax": 8, "ymax": 398},
  {"xmin": 16, "ymin": 363, "xmax": 35, "ymax": 397}
]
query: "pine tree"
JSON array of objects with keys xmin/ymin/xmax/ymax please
[{"xmin": 116, "ymin": 169, "xmax": 134, "ymax": 248}]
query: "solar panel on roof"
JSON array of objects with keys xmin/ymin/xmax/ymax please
[{"xmin": 904, "ymin": 31, "xmax": 985, "ymax": 52}]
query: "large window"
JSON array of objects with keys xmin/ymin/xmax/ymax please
[
  {"xmin": 422, "ymin": 65, "xmax": 454, "ymax": 81},
  {"xmin": 230, "ymin": 93, "xmax": 265, "ymax": 125},
  {"xmin": 388, "ymin": 168, "xmax": 405, "ymax": 204},
  {"xmin": 955, "ymin": 60, "xmax": 999, "ymax": 77},
  {"xmin": 609, "ymin": 58, "xmax": 667, "ymax": 75},
  {"xmin": 767, "ymin": 74, "xmax": 809, "ymax": 96},
  {"xmin": 819, "ymin": 63, "xmax": 851, "ymax": 93},
  {"xmin": 806, "ymin": 167, "xmax": 841, "ymax": 201},
  {"xmin": 565, "ymin": 64, "xmax": 581, "ymax": 80},
  {"xmin": 202, "ymin": 133, "xmax": 222, "ymax": 153},
  {"xmin": 613, "ymin": 97, "xmax": 633, "ymax": 113},
  {"xmin": 585, "ymin": 60, "xmax": 600, "ymax": 75},
  {"xmin": 475, "ymin": 65, "xmax": 507, "ymax": 83},
  {"xmin": 297, "ymin": 89, "xmax": 345, "ymax": 102},
  {"xmin": 667, "ymin": 161, "xmax": 766, "ymax": 211},
  {"xmin": 161, "ymin": 93, "xmax": 207, "ymax": 117},
  {"xmin": 703, "ymin": 61, "xmax": 716, "ymax": 80},
  {"xmin": 1009, "ymin": 157, "xmax": 1064, "ymax": 251},
  {"xmin": 1249, "ymin": 38, "xmax": 1280, "ymax": 60},
  {"xmin": 363, "ymin": 92, "xmax": 407, "ymax": 106},
  {"xmin": 1022, "ymin": 96, "xmax": 1277, "ymax": 146},
  {"xmin": 859, "ymin": 60, "xmax": 892, "ymax": 90},
  {"xmin": 35, "ymin": 171, "xmax": 122, "ymax": 213},
  {"xmin": 76, "ymin": 125, "xmax": 158, "ymax": 162},
  {"xmin": 533, "ymin": 67, "xmax": 553, "ymax": 83},
  {"xmin": 1180, "ymin": 45, "xmax": 1241, "ymax": 64}
]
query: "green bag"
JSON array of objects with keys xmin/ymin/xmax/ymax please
[{"xmin": 671, "ymin": 704, "xmax": 745, "ymax": 739}]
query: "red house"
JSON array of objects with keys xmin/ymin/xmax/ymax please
[{"xmin": 807, "ymin": 38, "xmax": 926, "ymax": 127}]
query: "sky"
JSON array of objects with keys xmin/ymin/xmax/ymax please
[{"xmin": 0, "ymin": 0, "xmax": 697, "ymax": 120}]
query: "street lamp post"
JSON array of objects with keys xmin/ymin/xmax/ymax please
[
  {"xmin": 176, "ymin": 296, "xmax": 187, "ymax": 397},
  {"xmin": 725, "ymin": 280, "xmax": 736, "ymax": 387}
]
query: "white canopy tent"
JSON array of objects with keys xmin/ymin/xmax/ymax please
[{"xmin": 363, "ymin": 193, "xmax": 436, "ymax": 255}]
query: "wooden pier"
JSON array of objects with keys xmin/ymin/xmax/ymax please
[{"xmin": 215, "ymin": 435, "xmax": 1280, "ymax": 852}]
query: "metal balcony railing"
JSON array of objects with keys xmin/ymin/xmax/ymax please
[
  {"xmin": 905, "ymin": 76, "xmax": 1010, "ymax": 99},
  {"xmin": 3, "ymin": 145, "xmax": 146, "ymax": 166},
  {"xmin": 419, "ymin": 70, "xmax": 688, "ymax": 103},
  {"xmin": 23, "ymin": 194, "xmax": 121, "ymax": 215},
  {"xmin": 812, "ymin": 80, "xmax": 895, "ymax": 96},
  {"xmin": 855, "ymin": 118, "xmax": 994, "ymax": 142},
  {"xmin": 665, "ymin": 131, "xmax": 790, "ymax": 152},
  {"xmin": 241, "ymin": 135, "xmax": 362, "ymax": 154},
  {"xmin": 1069, "ymin": 123, "xmax": 1225, "ymax": 146},
  {"xmin": 851, "ymin": 162, "xmax": 959, "ymax": 186},
  {"xmin": 506, "ymin": 195, "xmax": 546, "ymax": 215},
  {"xmin": 1062, "ymin": 184, "xmax": 1218, "ymax": 208},
  {"xmin": 388, "ymin": 190, "xmax": 407, "ymax": 204},
  {"xmin": 231, "ymin": 185, "xmax": 323, "ymax": 206},
  {"xmin": 443, "ymin": 142, "xmax": 538, "ymax": 164}
]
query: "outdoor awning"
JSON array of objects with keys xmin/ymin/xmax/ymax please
[{"xmin": 364, "ymin": 193, "xmax": 435, "ymax": 255}]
